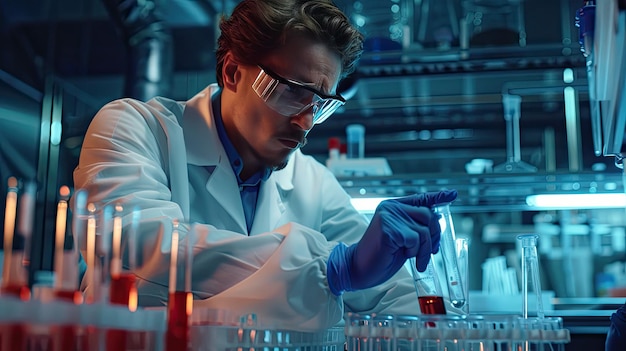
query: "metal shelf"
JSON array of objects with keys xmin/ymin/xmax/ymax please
[{"xmin": 338, "ymin": 170, "xmax": 625, "ymax": 212}]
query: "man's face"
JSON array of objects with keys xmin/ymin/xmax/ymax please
[{"xmin": 223, "ymin": 36, "xmax": 342, "ymax": 175}]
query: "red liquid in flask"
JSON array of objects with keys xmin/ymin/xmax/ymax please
[
  {"xmin": 166, "ymin": 291, "xmax": 192, "ymax": 351},
  {"xmin": 418, "ymin": 296, "xmax": 446, "ymax": 314}
]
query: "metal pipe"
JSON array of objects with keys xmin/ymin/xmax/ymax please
[{"xmin": 100, "ymin": 0, "xmax": 173, "ymax": 101}]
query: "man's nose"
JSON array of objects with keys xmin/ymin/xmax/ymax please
[{"xmin": 290, "ymin": 106, "xmax": 314, "ymax": 131}]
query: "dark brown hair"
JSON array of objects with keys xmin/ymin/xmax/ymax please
[{"xmin": 215, "ymin": 0, "xmax": 363, "ymax": 87}]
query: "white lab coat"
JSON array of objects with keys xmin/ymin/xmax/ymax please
[{"xmin": 73, "ymin": 84, "xmax": 419, "ymax": 330}]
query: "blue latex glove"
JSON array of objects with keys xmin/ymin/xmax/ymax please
[
  {"xmin": 606, "ymin": 302, "xmax": 626, "ymax": 351},
  {"xmin": 327, "ymin": 189, "xmax": 458, "ymax": 295}
]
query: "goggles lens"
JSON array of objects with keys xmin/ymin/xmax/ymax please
[{"xmin": 252, "ymin": 66, "xmax": 345, "ymax": 124}]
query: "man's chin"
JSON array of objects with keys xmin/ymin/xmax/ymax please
[{"xmin": 271, "ymin": 159, "xmax": 289, "ymax": 172}]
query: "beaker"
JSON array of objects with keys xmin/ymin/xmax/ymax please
[
  {"xmin": 432, "ymin": 203, "xmax": 466, "ymax": 308},
  {"xmin": 409, "ymin": 256, "xmax": 447, "ymax": 315},
  {"xmin": 517, "ymin": 234, "xmax": 545, "ymax": 319}
]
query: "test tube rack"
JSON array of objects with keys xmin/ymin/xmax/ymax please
[
  {"xmin": 0, "ymin": 298, "xmax": 347, "ymax": 351},
  {"xmin": 345, "ymin": 313, "xmax": 571, "ymax": 351},
  {"xmin": 0, "ymin": 298, "xmax": 572, "ymax": 351}
]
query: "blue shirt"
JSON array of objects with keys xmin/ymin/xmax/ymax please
[{"xmin": 211, "ymin": 92, "xmax": 271, "ymax": 233}]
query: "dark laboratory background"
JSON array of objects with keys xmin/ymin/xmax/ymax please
[{"xmin": 0, "ymin": 0, "xmax": 624, "ymax": 348}]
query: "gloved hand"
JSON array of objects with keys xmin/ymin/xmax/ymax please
[
  {"xmin": 327, "ymin": 189, "xmax": 458, "ymax": 296},
  {"xmin": 606, "ymin": 302, "xmax": 626, "ymax": 351}
]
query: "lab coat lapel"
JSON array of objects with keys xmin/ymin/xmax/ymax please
[
  {"xmin": 182, "ymin": 86, "xmax": 247, "ymax": 234},
  {"xmin": 249, "ymin": 157, "xmax": 295, "ymax": 235}
]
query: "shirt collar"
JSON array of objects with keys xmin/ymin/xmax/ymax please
[{"xmin": 212, "ymin": 92, "xmax": 271, "ymax": 186}]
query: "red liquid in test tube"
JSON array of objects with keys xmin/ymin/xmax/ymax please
[
  {"xmin": 418, "ymin": 296, "xmax": 446, "ymax": 315},
  {"xmin": 1, "ymin": 178, "xmax": 32, "ymax": 351},
  {"xmin": 0, "ymin": 284, "xmax": 30, "ymax": 300},
  {"xmin": 166, "ymin": 291, "xmax": 192, "ymax": 351},
  {"xmin": 109, "ymin": 273, "xmax": 138, "ymax": 307},
  {"xmin": 165, "ymin": 221, "xmax": 194, "ymax": 351},
  {"xmin": 0, "ymin": 324, "xmax": 27, "ymax": 351},
  {"xmin": 106, "ymin": 204, "xmax": 141, "ymax": 351},
  {"xmin": 106, "ymin": 273, "xmax": 140, "ymax": 351}
]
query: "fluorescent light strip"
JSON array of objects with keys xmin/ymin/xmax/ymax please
[
  {"xmin": 352, "ymin": 193, "xmax": 626, "ymax": 212},
  {"xmin": 526, "ymin": 193, "xmax": 626, "ymax": 209},
  {"xmin": 350, "ymin": 197, "xmax": 391, "ymax": 213}
]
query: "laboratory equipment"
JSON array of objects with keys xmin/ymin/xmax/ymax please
[
  {"xmin": 409, "ymin": 256, "xmax": 446, "ymax": 315},
  {"xmin": 345, "ymin": 313, "xmax": 571, "ymax": 351},
  {"xmin": 84, "ymin": 203, "xmax": 98, "ymax": 304},
  {"xmin": 2, "ymin": 177, "xmax": 19, "ymax": 292},
  {"xmin": 0, "ymin": 179, "xmax": 35, "ymax": 351},
  {"xmin": 432, "ymin": 202, "xmax": 466, "ymax": 308},
  {"xmin": 493, "ymin": 94, "xmax": 538, "ymax": 173},
  {"xmin": 190, "ymin": 309, "xmax": 345, "ymax": 351},
  {"xmin": 575, "ymin": 0, "xmax": 601, "ymax": 156},
  {"xmin": 107, "ymin": 204, "xmax": 140, "ymax": 351},
  {"xmin": 166, "ymin": 220, "xmax": 195, "ymax": 351},
  {"xmin": 518, "ymin": 234, "xmax": 545, "ymax": 319},
  {"xmin": 455, "ymin": 237, "xmax": 469, "ymax": 315},
  {"xmin": 345, "ymin": 124, "xmax": 365, "ymax": 159},
  {"xmin": 109, "ymin": 204, "xmax": 138, "ymax": 311},
  {"xmin": 1, "ymin": 179, "xmax": 35, "ymax": 301},
  {"xmin": 53, "ymin": 186, "xmax": 83, "ymax": 304}
]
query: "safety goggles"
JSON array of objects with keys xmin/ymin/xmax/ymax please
[{"xmin": 252, "ymin": 65, "xmax": 346, "ymax": 124}]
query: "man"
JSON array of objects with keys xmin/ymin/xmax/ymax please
[
  {"xmin": 73, "ymin": 0, "xmax": 457, "ymax": 330},
  {"xmin": 606, "ymin": 302, "xmax": 626, "ymax": 350}
]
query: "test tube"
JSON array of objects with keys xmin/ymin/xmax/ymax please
[
  {"xmin": 1, "ymin": 177, "xmax": 28, "ymax": 351},
  {"xmin": 1, "ymin": 179, "xmax": 35, "ymax": 300},
  {"xmin": 518, "ymin": 234, "xmax": 545, "ymax": 319},
  {"xmin": 432, "ymin": 202, "xmax": 466, "ymax": 308},
  {"xmin": 455, "ymin": 238, "xmax": 470, "ymax": 315},
  {"xmin": 109, "ymin": 204, "xmax": 138, "ymax": 311},
  {"xmin": 2, "ymin": 177, "xmax": 19, "ymax": 290},
  {"xmin": 345, "ymin": 124, "xmax": 365, "ymax": 159},
  {"xmin": 53, "ymin": 186, "xmax": 83, "ymax": 303},
  {"xmin": 107, "ymin": 204, "xmax": 140, "ymax": 351},
  {"xmin": 409, "ymin": 256, "xmax": 446, "ymax": 315},
  {"xmin": 166, "ymin": 220, "xmax": 194, "ymax": 351},
  {"xmin": 84, "ymin": 203, "xmax": 97, "ymax": 304}
]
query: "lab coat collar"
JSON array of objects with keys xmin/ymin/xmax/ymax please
[
  {"xmin": 249, "ymin": 152, "xmax": 296, "ymax": 235},
  {"xmin": 182, "ymin": 85, "xmax": 223, "ymax": 166},
  {"xmin": 180, "ymin": 84, "xmax": 296, "ymax": 234},
  {"xmin": 182, "ymin": 85, "xmax": 245, "ymax": 232}
]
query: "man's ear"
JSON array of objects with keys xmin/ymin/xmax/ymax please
[{"xmin": 222, "ymin": 54, "xmax": 240, "ymax": 91}]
